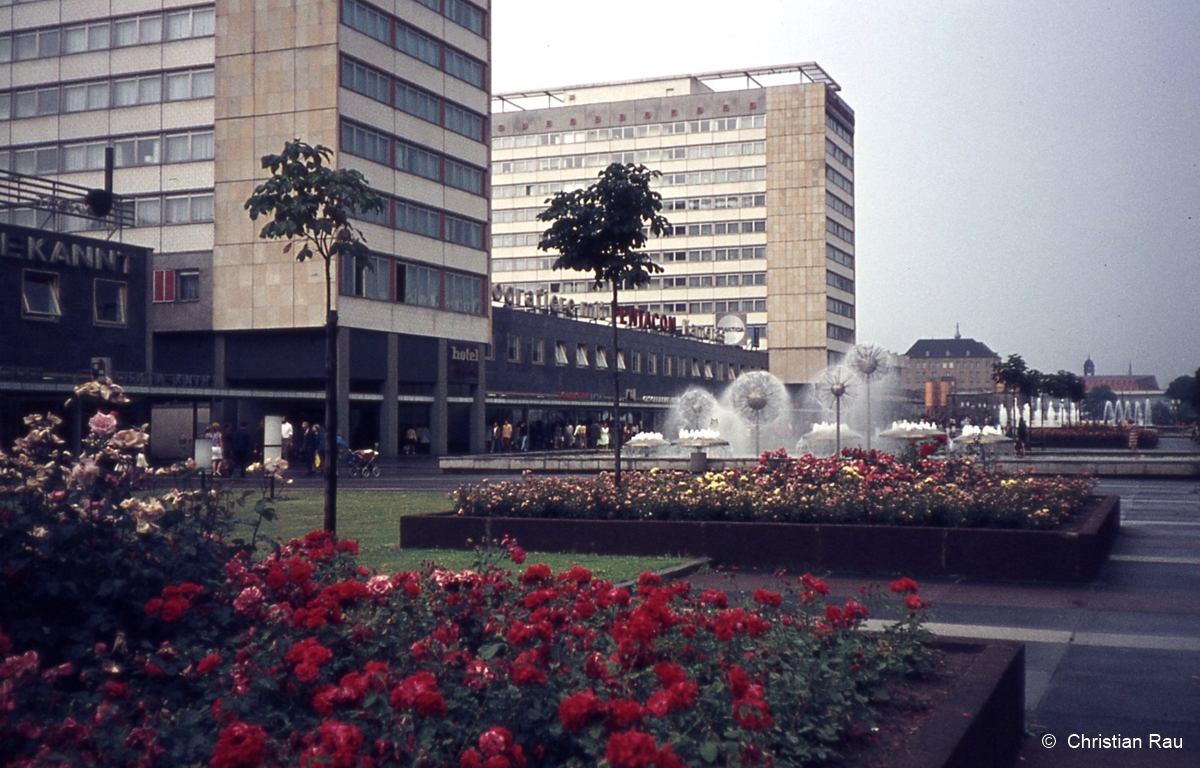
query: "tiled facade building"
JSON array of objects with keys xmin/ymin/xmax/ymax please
[
  {"xmin": 1, "ymin": 0, "xmax": 492, "ymax": 454},
  {"xmin": 490, "ymin": 64, "xmax": 857, "ymax": 386}
]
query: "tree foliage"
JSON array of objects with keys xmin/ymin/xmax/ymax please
[
  {"xmin": 243, "ymin": 140, "xmax": 383, "ymax": 535},
  {"xmin": 537, "ymin": 163, "xmax": 669, "ymax": 485},
  {"xmin": 244, "ymin": 140, "xmax": 384, "ymax": 308},
  {"xmin": 537, "ymin": 163, "xmax": 669, "ymax": 289}
]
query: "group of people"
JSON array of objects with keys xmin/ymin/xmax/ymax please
[
  {"xmin": 280, "ymin": 418, "xmax": 328, "ymax": 476},
  {"xmin": 488, "ymin": 419, "xmax": 643, "ymax": 453},
  {"xmin": 202, "ymin": 421, "xmax": 257, "ymax": 478}
]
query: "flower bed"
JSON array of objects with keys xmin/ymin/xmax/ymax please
[
  {"xmin": 1029, "ymin": 426, "xmax": 1158, "ymax": 449},
  {"xmin": 0, "ymin": 389, "xmax": 991, "ymax": 767},
  {"xmin": 451, "ymin": 450, "xmax": 1093, "ymax": 530}
]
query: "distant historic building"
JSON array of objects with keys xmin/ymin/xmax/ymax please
[
  {"xmin": 1081, "ymin": 357, "xmax": 1161, "ymax": 394},
  {"xmin": 900, "ymin": 333, "xmax": 1001, "ymax": 415}
]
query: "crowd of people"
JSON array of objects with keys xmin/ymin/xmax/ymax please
[{"xmin": 487, "ymin": 418, "xmax": 644, "ymax": 453}]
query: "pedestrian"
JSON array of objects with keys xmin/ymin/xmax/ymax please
[
  {"xmin": 501, "ymin": 420, "xmax": 514, "ymax": 452},
  {"xmin": 231, "ymin": 421, "xmax": 254, "ymax": 477},
  {"xmin": 1128, "ymin": 423, "xmax": 1140, "ymax": 453},
  {"xmin": 418, "ymin": 425, "xmax": 431, "ymax": 454},
  {"xmin": 304, "ymin": 423, "xmax": 320, "ymax": 475},
  {"xmin": 281, "ymin": 416, "xmax": 294, "ymax": 462},
  {"xmin": 204, "ymin": 422, "xmax": 224, "ymax": 476},
  {"xmin": 598, "ymin": 421, "xmax": 610, "ymax": 449}
]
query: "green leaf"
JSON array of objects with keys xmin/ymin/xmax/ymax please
[
  {"xmin": 700, "ymin": 741, "xmax": 720, "ymax": 763},
  {"xmin": 478, "ymin": 642, "xmax": 502, "ymax": 660}
]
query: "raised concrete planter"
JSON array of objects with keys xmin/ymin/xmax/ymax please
[
  {"xmin": 401, "ymin": 495, "xmax": 1120, "ymax": 582},
  {"xmin": 999, "ymin": 455, "xmax": 1200, "ymax": 477},
  {"xmin": 893, "ymin": 640, "xmax": 1026, "ymax": 768}
]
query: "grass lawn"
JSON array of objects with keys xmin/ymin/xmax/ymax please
[{"xmin": 239, "ymin": 488, "xmax": 693, "ymax": 584}]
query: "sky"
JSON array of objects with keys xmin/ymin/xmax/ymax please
[{"xmin": 491, "ymin": 0, "xmax": 1200, "ymax": 386}]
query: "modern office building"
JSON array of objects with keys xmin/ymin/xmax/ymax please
[
  {"xmin": 1, "ymin": 0, "xmax": 492, "ymax": 454},
  {"xmin": 490, "ymin": 64, "xmax": 857, "ymax": 386}
]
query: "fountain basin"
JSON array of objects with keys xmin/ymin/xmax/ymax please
[{"xmin": 402, "ymin": 495, "xmax": 1120, "ymax": 583}]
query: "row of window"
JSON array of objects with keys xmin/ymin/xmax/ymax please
[
  {"xmin": 826, "ymin": 191, "xmax": 854, "ymax": 221},
  {"xmin": 342, "ymin": 57, "xmax": 485, "ymax": 143},
  {"xmin": 493, "ymin": 167, "xmax": 765, "ymax": 200},
  {"xmin": 341, "ymin": 253, "xmax": 485, "ymax": 315},
  {"xmin": 342, "ymin": 0, "xmax": 485, "ymax": 88},
  {"xmin": 350, "ymin": 193, "xmax": 484, "ymax": 250},
  {"xmin": 411, "ymin": 0, "xmax": 485, "ymax": 36},
  {"xmin": 0, "ymin": 6, "xmax": 214, "ymax": 63},
  {"xmin": 827, "ymin": 322, "xmax": 855, "ymax": 343},
  {"xmin": 493, "ymin": 116, "xmax": 766, "ymax": 149},
  {"xmin": 827, "ymin": 297, "xmax": 855, "ymax": 319},
  {"xmin": 0, "ymin": 130, "xmax": 214, "ymax": 176},
  {"xmin": 1, "ymin": 68, "xmax": 214, "ymax": 121},
  {"xmin": 662, "ymin": 219, "xmax": 767, "ymax": 238},
  {"xmin": 21, "ymin": 270, "xmax": 127, "ymax": 325},
  {"xmin": 491, "ymin": 194, "xmax": 765, "ymax": 225},
  {"xmin": 825, "ymin": 137, "xmax": 853, "ymax": 170},
  {"xmin": 826, "ymin": 270, "xmax": 855, "ymax": 294},
  {"xmin": 663, "ymin": 194, "xmax": 766, "ymax": 212},
  {"xmin": 825, "ymin": 218, "xmax": 854, "ymax": 245},
  {"xmin": 657, "ymin": 272, "xmax": 767, "ymax": 289},
  {"xmin": 639, "ymin": 301, "xmax": 768, "ymax": 316},
  {"xmin": 827, "ymin": 243, "xmax": 855, "ymax": 269},
  {"xmin": 825, "ymin": 164, "xmax": 853, "ymax": 196},
  {"xmin": 825, "ymin": 112, "xmax": 854, "ymax": 145},
  {"xmin": 656, "ymin": 247, "xmax": 767, "ymax": 263},
  {"xmin": 505, "ymin": 335, "xmax": 751, "ymax": 381},
  {"xmin": 1, "ymin": 191, "xmax": 213, "ymax": 233},
  {"xmin": 342, "ymin": 121, "xmax": 485, "ymax": 196},
  {"xmin": 491, "ymin": 140, "xmax": 765, "ymax": 175}
]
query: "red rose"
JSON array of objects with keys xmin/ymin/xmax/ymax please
[
  {"xmin": 460, "ymin": 749, "xmax": 484, "ymax": 768},
  {"xmin": 210, "ymin": 722, "xmax": 267, "ymax": 768},
  {"xmin": 519, "ymin": 563, "xmax": 552, "ymax": 584},
  {"xmin": 509, "ymin": 546, "xmax": 526, "ymax": 565},
  {"xmin": 732, "ymin": 698, "xmax": 774, "ymax": 730},
  {"xmin": 889, "ymin": 577, "xmax": 919, "ymax": 594},
  {"xmin": 753, "ymin": 589, "xmax": 782, "ymax": 607},
  {"xmin": 197, "ymin": 654, "xmax": 221, "ymax": 675},
  {"xmin": 558, "ymin": 689, "xmax": 602, "ymax": 732},
  {"xmin": 604, "ymin": 729, "xmax": 659, "ymax": 768}
]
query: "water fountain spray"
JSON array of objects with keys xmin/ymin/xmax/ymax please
[
  {"xmin": 851, "ymin": 344, "xmax": 891, "ymax": 450},
  {"xmin": 728, "ymin": 370, "xmax": 788, "ymax": 456},
  {"xmin": 815, "ymin": 366, "xmax": 857, "ymax": 456}
]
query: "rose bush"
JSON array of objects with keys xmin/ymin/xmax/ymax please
[
  {"xmin": 452, "ymin": 448, "xmax": 1093, "ymax": 529},
  {"xmin": 0, "ymin": 388, "xmax": 939, "ymax": 767}
]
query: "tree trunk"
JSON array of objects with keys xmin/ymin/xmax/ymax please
[
  {"xmin": 324, "ymin": 255, "xmax": 338, "ymax": 536},
  {"xmin": 611, "ymin": 283, "xmax": 622, "ymax": 487},
  {"xmin": 325, "ymin": 308, "xmax": 339, "ymax": 535}
]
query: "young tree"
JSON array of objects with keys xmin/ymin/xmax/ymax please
[
  {"xmin": 992, "ymin": 354, "xmax": 1029, "ymax": 431},
  {"xmin": 244, "ymin": 140, "xmax": 384, "ymax": 536},
  {"xmin": 538, "ymin": 163, "xmax": 669, "ymax": 486}
]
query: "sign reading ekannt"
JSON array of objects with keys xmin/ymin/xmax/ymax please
[{"xmin": 0, "ymin": 222, "xmax": 147, "ymax": 274}]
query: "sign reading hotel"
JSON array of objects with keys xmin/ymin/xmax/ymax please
[{"xmin": 0, "ymin": 222, "xmax": 147, "ymax": 274}]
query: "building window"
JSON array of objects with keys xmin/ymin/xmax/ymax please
[
  {"xmin": 827, "ymin": 322, "xmax": 855, "ymax": 343},
  {"xmin": 177, "ymin": 270, "xmax": 200, "ymax": 301},
  {"xmin": 506, "ymin": 333, "xmax": 521, "ymax": 363},
  {"xmin": 632, "ymin": 351, "xmax": 642, "ymax": 374},
  {"xmin": 648, "ymin": 354, "xmax": 658, "ymax": 375},
  {"xmin": 664, "ymin": 355, "xmax": 673, "ymax": 377},
  {"xmin": 22, "ymin": 270, "xmax": 61, "ymax": 318},
  {"xmin": 444, "ymin": 271, "xmax": 482, "ymax": 315},
  {"xmin": 344, "ymin": 254, "xmax": 389, "ymax": 300},
  {"xmin": 595, "ymin": 346, "xmax": 608, "ymax": 370},
  {"xmin": 531, "ymin": 338, "xmax": 545, "ymax": 365},
  {"xmin": 616, "ymin": 351, "xmax": 626, "ymax": 371},
  {"xmin": 94, "ymin": 278, "xmax": 126, "ymax": 325},
  {"xmin": 153, "ymin": 269, "xmax": 175, "ymax": 302},
  {"xmin": 399, "ymin": 263, "xmax": 439, "ymax": 308},
  {"xmin": 555, "ymin": 341, "xmax": 569, "ymax": 366},
  {"xmin": 575, "ymin": 343, "xmax": 589, "ymax": 367}
]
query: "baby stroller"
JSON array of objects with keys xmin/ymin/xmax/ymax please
[{"xmin": 346, "ymin": 448, "xmax": 380, "ymax": 478}]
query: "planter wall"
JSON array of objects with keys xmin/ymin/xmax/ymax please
[
  {"xmin": 896, "ymin": 640, "xmax": 1026, "ymax": 768},
  {"xmin": 401, "ymin": 495, "xmax": 1119, "ymax": 582}
]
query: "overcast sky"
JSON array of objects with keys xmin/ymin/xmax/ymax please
[{"xmin": 492, "ymin": 0, "xmax": 1200, "ymax": 385}]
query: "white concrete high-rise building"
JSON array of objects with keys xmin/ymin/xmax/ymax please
[
  {"xmin": 1, "ymin": 0, "xmax": 492, "ymax": 454},
  {"xmin": 491, "ymin": 64, "xmax": 856, "ymax": 386}
]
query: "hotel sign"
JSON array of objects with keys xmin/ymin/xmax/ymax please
[{"xmin": 0, "ymin": 223, "xmax": 146, "ymax": 274}]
